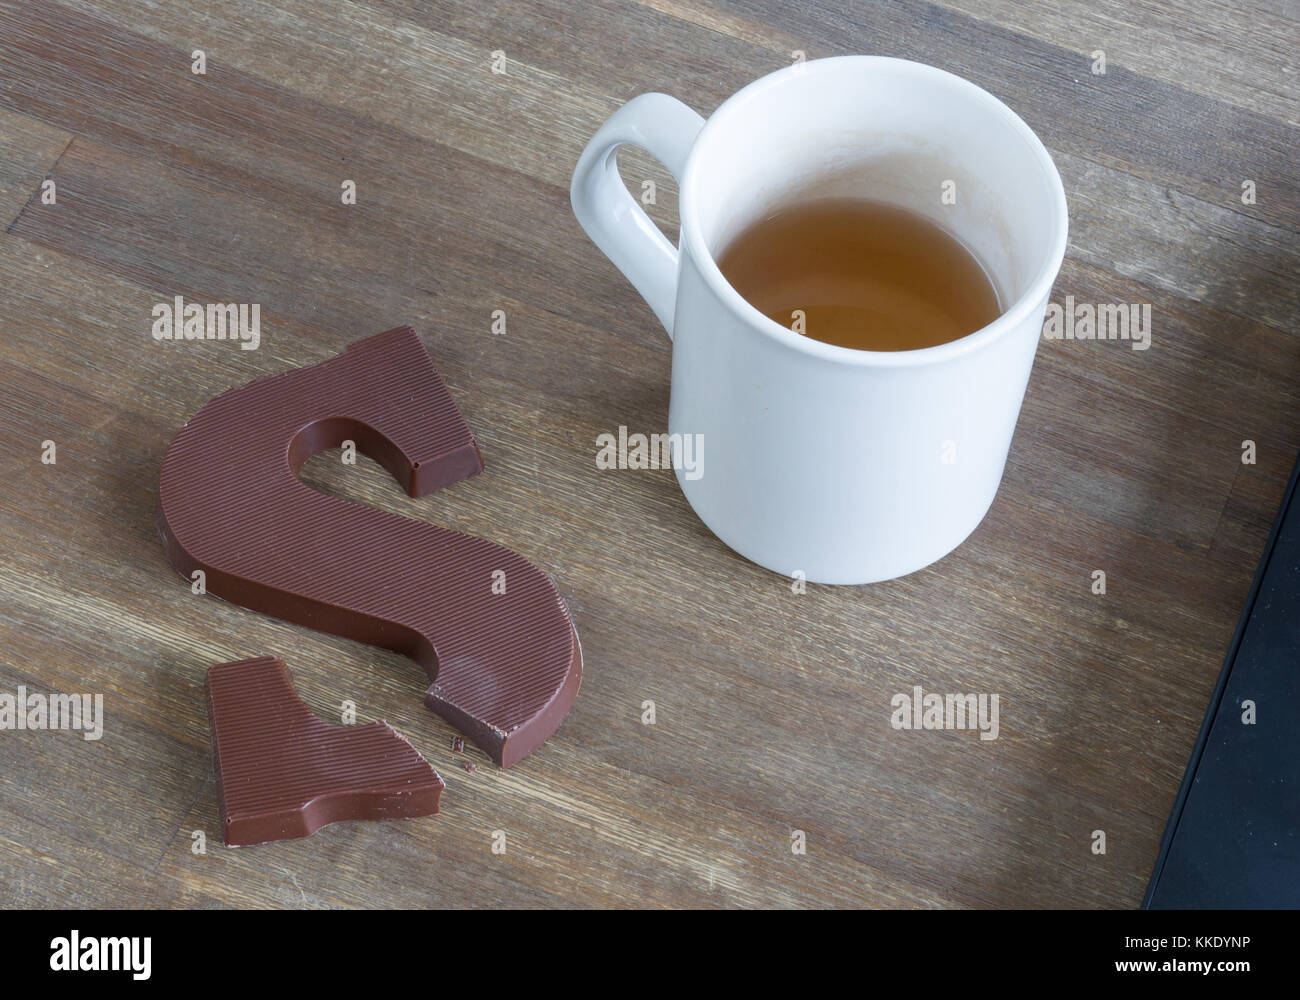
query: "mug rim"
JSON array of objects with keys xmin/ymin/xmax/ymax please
[{"xmin": 677, "ymin": 55, "xmax": 1069, "ymax": 367}]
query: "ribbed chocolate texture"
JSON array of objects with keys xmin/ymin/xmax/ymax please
[
  {"xmin": 159, "ymin": 326, "xmax": 582, "ymax": 767},
  {"xmin": 208, "ymin": 656, "xmax": 444, "ymax": 846}
]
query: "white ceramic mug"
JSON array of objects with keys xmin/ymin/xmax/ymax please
[{"xmin": 571, "ymin": 56, "xmax": 1068, "ymax": 584}]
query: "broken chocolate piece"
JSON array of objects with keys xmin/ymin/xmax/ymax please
[
  {"xmin": 207, "ymin": 655, "xmax": 443, "ymax": 846},
  {"xmin": 158, "ymin": 326, "xmax": 582, "ymax": 766}
]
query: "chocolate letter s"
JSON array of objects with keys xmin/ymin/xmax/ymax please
[{"xmin": 157, "ymin": 327, "xmax": 582, "ymax": 766}]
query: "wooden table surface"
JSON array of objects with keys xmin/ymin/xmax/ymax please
[{"xmin": 0, "ymin": 0, "xmax": 1295, "ymax": 909}]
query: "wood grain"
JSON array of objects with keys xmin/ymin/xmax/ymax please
[{"xmin": 0, "ymin": 0, "xmax": 1295, "ymax": 908}]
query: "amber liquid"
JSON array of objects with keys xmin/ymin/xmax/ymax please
[{"xmin": 716, "ymin": 198, "xmax": 1001, "ymax": 351}]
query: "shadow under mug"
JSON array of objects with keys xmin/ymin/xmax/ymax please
[{"xmin": 571, "ymin": 56, "xmax": 1068, "ymax": 584}]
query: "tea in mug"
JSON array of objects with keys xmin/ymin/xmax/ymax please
[{"xmin": 716, "ymin": 198, "xmax": 1001, "ymax": 351}]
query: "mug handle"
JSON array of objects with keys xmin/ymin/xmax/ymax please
[{"xmin": 570, "ymin": 93, "xmax": 706, "ymax": 339}]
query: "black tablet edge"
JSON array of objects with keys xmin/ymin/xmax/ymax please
[{"xmin": 1141, "ymin": 448, "xmax": 1300, "ymax": 908}]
